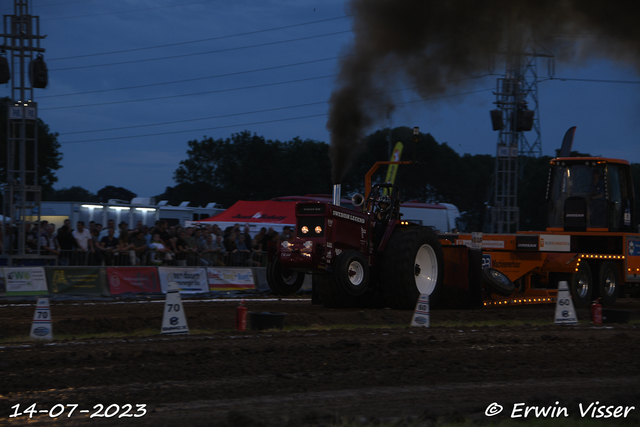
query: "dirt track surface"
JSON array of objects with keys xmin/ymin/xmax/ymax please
[{"xmin": 1, "ymin": 297, "xmax": 639, "ymax": 426}]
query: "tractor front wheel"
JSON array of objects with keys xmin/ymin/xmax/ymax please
[{"xmin": 334, "ymin": 250, "xmax": 370, "ymax": 297}]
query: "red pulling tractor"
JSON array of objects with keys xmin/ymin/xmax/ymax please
[{"xmin": 266, "ymin": 182, "xmax": 456, "ymax": 309}]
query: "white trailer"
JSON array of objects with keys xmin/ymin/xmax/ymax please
[{"xmin": 397, "ymin": 202, "xmax": 461, "ymax": 233}]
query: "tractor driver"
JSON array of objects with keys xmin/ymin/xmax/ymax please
[
  {"xmin": 371, "ymin": 195, "xmax": 392, "ymax": 252},
  {"xmin": 374, "ymin": 195, "xmax": 392, "ymax": 222}
]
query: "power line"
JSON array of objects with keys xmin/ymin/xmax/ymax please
[
  {"xmin": 61, "ymin": 86, "xmax": 495, "ymax": 137},
  {"xmin": 44, "ymin": 72, "xmax": 490, "ymax": 112},
  {"xmin": 25, "ymin": 0, "xmax": 95, "ymax": 7},
  {"xmin": 59, "ymin": 87, "xmax": 496, "ymax": 144},
  {"xmin": 51, "ymin": 73, "xmax": 639, "ymax": 143},
  {"xmin": 63, "ymin": 100, "xmax": 329, "ymax": 135},
  {"xmin": 40, "ymin": 74, "xmax": 336, "ymax": 110},
  {"xmin": 40, "ymin": 56, "xmax": 345, "ymax": 99},
  {"xmin": 50, "ymin": 30, "xmax": 352, "ymax": 71},
  {"xmin": 548, "ymin": 76, "xmax": 640, "ymax": 84},
  {"xmin": 39, "ymin": 0, "xmax": 219, "ymax": 21},
  {"xmin": 61, "ymin": 113, "xmax": 329, "ymax": 144},
  {"xmin": 49, "ymin": 15, "xmax": 352, "ymax": 61}
]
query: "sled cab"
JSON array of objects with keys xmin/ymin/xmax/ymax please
[{"xmin": 546, "ymin": 157, "xmax": 636, "ymax": 232}]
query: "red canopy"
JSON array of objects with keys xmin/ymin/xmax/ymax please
[{"xmin": 196, "ymin": 200, "xmax": 297, "ymax": 234}]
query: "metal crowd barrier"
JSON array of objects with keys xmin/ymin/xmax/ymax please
[{"xmin": 52, "ymin": 249, "xmax": 269, "ymax": 268}]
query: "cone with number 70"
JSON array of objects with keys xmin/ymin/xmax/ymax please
[
  {"xmin": 30, "ymin": 297, "xmax": 53, "ymax": 340},
  {"xmin": 161, "ymin": 277, "xmax": 189, "ymax": 335}
]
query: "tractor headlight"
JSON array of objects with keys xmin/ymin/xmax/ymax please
[
  {"xmin": 301, "ymin": 226, "xmax": 309, "ymax": 234},
  {"xmin": 315, "ymin": 226, "xmax": 322, "ymax": 234},
  {"xmin": 304, "ymin": 240, "xmax": 313, "ymax": 250}
]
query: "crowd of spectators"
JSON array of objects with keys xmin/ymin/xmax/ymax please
[{"xmin": 4, "ymin": 219, "xmax": 285, "ymax": 267}]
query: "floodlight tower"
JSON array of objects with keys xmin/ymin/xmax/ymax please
[
  {"xmin": 487, "ymin": 44, "xmax": 552, "ymax": 233},
  {"xmin": 0, "ymin": 0, "xmax": 48, "ymax": 262}
]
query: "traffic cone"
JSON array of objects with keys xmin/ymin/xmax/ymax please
[
  {"xmin": 30, "ymin": 297, "xmax": 53, "ymax": 340},
  {"xmin": 411, "ymin": 294, "xmax": 430, "ymax": 327},
  {"xmin": 554, "ymin": 281, "xmax": 578, "ymax": 324},
  {"xmin": 161, "ymin": 277, "xmax": 189, "ymax": 335}
]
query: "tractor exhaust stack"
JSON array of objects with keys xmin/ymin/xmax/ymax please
[{"xmin": 333, "ymin": 184, "xmax": 341, "ymax": 206}]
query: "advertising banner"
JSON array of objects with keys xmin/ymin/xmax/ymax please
[
  {"xmin": 158, "ymin": 267, "xmax": 208, "ymax": 293},
  {"xmin": 207, "ymin": 268, "xmax": 255, "ymax": 291},
  {"xmin": 107, "ymin": 267, "xmax": 161, "ymax": 294},
  {"xmin": 539, "ymin": 234, "xmax": 571, "ymax": 252},
  {"xmin": 47, "ymin": 267, "xmax": 106, "ymax": 295},
  {"xmin": 515, "ymin": 235, "xmax": 539, "ymax": 251},
  {"xmin": 3, "ymin": 267, "xmax": 48, "ymax": 296}
]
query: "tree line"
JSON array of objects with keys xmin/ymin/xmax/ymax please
[{"xmin": 161, "ymin": 128, "xmax": 640, "ymax": 232}]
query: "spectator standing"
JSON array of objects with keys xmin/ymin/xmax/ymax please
[
  {"xmin": 156, "ymin": 220, "xmax": 176, "ymax": 252},
  {"xmin": 254, "ymin": 227, "xmax": 267, "ymax": 249},
  {"xmin": 89, "ymin": 228, "xmax": 102, "ymax": 265},
  {"xmin": 192, "ymin": 228, "xmax": 205, "ymax": 247},
  {"xmin": 99, "ymin": 219, "xmax": 119, "ymax": 240},
  {"xmin": 117, "ymin": 229, "xmax": 133, "ymax": 265},
  {"xmin": 261, "ymin": 227, "xmax": 277, "ymax": 251},
  {"xmin": 197, "ymin": 233, "xmax": 218, "ymax": 266},
  {"xmin": 25, "ymin": 223, "xmax": 38, "ymax": 254},
  {"xmin": 278, "ymin": 226, "xmax": 294, "ymax": 242},
  {"xmin": 175, "ymin": 230, "xmax": 197, "ymax": 265},
  {"xmin": 56, "ymin": 225, "xmax": 75, "ymax": 265},
  {"xmin": 210, "ymin": 234, "xmax": 227, "ymax": 266},
  {"xmin": 40, "ymin": 224, "xmax": 60, "ymax": 258},
  {"xmin": 242, "ymin": 224, "xmax": 252, "ymax": 243},
  {"xmin": 142, "ymin": 225, "xmax": 152, "ymax": 245},
  {"xmin": 233, "ymin": 234, "xmax": 251, "ymax": 265},
  {"xmin": 249, "ymin": 238, "xmax": 262, "ymax": 267},
  {"xmin": 130, "ymin": 230, "xmax": 148, "ymax": 265},
  {"xmin": 97, "ymin": 228, "xmax": 119, "ymax": 266},
  {"xmin": 197, "ymin": 228, "xmax": 209, "ymax": 248},
  {"xmin": 149, "ymin": 233, "xmax": 173, "ymax": 265},
  {"xmin": 72, "ymin": 221, "xmax": 94, "ymax": 265},
  {"xmin": 118, "ymin": 221, "xmax": 129, "ymax": 237}
]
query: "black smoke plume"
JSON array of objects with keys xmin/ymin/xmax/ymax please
[{"xmin": 327, "ymin": 0, "xmax": 640, "ymax": 184}]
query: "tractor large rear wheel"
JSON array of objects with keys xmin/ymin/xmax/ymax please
[
  {"xmin": 380, "ymin": 227, "xmax": 444, "ymax": 309},
  {"xmin": 266, "ymin": 257, "xmax": 305, "ymax": 295}
]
